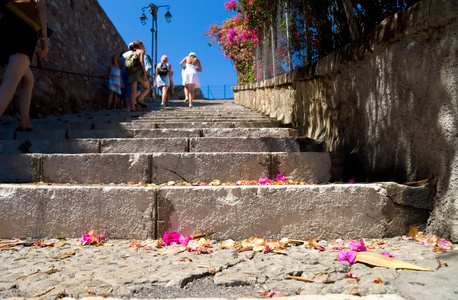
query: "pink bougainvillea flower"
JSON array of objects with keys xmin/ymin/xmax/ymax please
[
  {"xmin": 77, "ymin": 230, "xmax": 105, "ymax": 246},
  {"xmin": 77, "ymin": 234, "xmax": 94, "ymax": 244},
  {"xmin": 316, "ymin": 245, "xmax": 326, "ymax": 251},
  {"xmin": 348, "ymin": 178, "xmax": 356, "ymax": 183},
  {"xmin": 268, "ymin": 290, "xmax": 280, "ymax": 298},
  {"xmin": 381, "ymin": 252, "xmax": 395, "ymax": 258},
  {"xmin": 258, "ymin": 177, "xmax": 274, "ymax": 185},
  {"xmin": 163, "ymin": 231, "xmax": 181, "ymax": 245},
  {"xmin": 187, "ymin": 247, "xmax": 214, "ymax": 254},
  {"xmin": 437, "ymin": 238, "xmax": 452, "ymax": 250},
  {"xmin": 345, "ymin": 272, "xmax": 359, "ymax": 279},
  {"xmin": 312, "ymin": 278, "xmax": 324, "ymax": 283},
  {"xmin": 402, "ymin": 235, "xmax": 413, "ymax": 240},
  {"xmin": 338, "ymin": 250, "xmax": 357, "ymax": 264},
  {"xmin": 258, "ymin": 177, "xmax": 268, "ymax": 185},
  {"xmin": 179, "ymin": 235, "xmax": 194, "ymax": 246},
  {"xmin": 347, "ymin": 238, "xmax": 370, "ymax": 252},
  {"xmin": 276, "ymin": 173, "xmax": 286, "ymax": 181},
  {"xmin": 98, "ymin": 232, "xmax": 106, "ymax": 242}
]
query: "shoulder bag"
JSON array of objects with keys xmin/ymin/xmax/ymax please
[{"xmin": 6, "ymin": 0, "xmax": 41, "ymax": 31}]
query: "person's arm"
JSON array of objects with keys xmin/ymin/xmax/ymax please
[
  {"xmin": 36, "ymin": 0, "xmax": 49, "ymax": 58},
  {"xmin": 180, "ymin": 58, "xmax": 186, "ymax": 68},
  {"xmin": 169, "ymin": 65, "xmax": 174, "ymax": 89},
  {"xmin": 197, "ymin": 59, "xmax": 203, "ymax": 72},
  {"xmin": 139, "ymin": 50, "xmax": 147, "ymax": 80},
  {"xmin": 154, "ymin": 65, "xmax": 158, "ymax": 88}
]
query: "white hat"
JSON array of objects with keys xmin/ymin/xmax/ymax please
[
  {"xmin": 128, "ymin": 43, "xmax": 134, "ymax": 50},
  {"xmin": 189, "ymin": 52, "xmax": 196, "ymax": 57}
]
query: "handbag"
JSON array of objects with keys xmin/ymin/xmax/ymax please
[{"xmin": 6, "ymin": 0, "xmax": 41, "ymax": 31}]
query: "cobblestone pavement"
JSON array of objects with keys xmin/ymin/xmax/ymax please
[{"xmin": 0, "ymin": 237, "xmax": 457, "ymax": 300}]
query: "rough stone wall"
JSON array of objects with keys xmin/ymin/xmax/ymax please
[
  {"xmin": 234, "ymin": 0, "xmax": 458, "ymax": 241},
  {"xmin": 0, "ymin": 0, "xmax": 126, "ymax": 117}
]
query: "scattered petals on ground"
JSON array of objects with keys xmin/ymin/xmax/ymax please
[{"xmin": 76, "ymin": 230, "xmax": 106, "ymax": 246}]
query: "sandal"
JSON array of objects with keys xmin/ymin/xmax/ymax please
[
  {"xmin": 16, "ymin": 126, "xmax": 34, "ymax": 132},
  {"xmin": 136, "ymin": 101, "xmax": 147, "ymax": 108}
]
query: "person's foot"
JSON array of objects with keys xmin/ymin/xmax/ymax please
[
  {"xmin": 160, "ymin": 103, "xmax": 165, "ymax": 110},
  {"xmin": 137, "ymin": 101, "xmax": 147, "ymax": 108},
  {"xmin": 184, "ymin": 98, "xmax": 189, "ymax": 103},
  {"xmin": 189, "ymin": 104, "xmax": 193, "ymax": 108}
]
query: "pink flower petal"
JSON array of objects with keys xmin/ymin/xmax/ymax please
[
  {"xmin": 179, "ymin": 235, "xmax": 194, "ymax": 246},
  {"xmin": 381, "ymin": 252, "xmax": 395, "ymax": 258},
  {"xmin": 338, "ymin": 250, "xmax": 356, "ymax": 264},
  {"xmin": 438, "ymin": 239, "xmax": 452, "ymax": 250},
  {"xmin": 347, "ymin": 238, "xmax": 369, "ymax": 252}
]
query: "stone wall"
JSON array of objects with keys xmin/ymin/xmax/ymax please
[
  {"xmin": 0, "ymin": 0, "xmax": 126, "ymax": 117},
  {"xmin": 234, "ymin": 0, "xmax": 458, "ymax": 241}
]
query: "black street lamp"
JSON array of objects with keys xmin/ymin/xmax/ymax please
[{"xmin": 140, "ymin": 3, "xmax": 172, "ymax": 72}]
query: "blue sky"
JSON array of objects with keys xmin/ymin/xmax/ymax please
[{"xmin": 97, "ymin": 0, "xmax": 237, "ymax": 91}]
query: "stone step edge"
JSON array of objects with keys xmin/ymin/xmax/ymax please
[
  {"xmin": 0, "ymin": 152, "xmax": 345, "ymax": 185},
  {"xmin": 0, "ymin": 183, "xmax": 432, "ymax": 241},
  {"xmin": 0, "ymin": 137, "xmax": 322, "ymax": 155},
  {"xmin": 41, "ymin": 295, "xmax": 406, "ymax": 300},
  {"xmin": 11, "ymin": 128, "xmax": 299, "ymax": 140}
]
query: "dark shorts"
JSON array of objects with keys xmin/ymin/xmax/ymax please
[
  {"xmin": 128, "ymin": 67, "xmax": 146, "ymax": 84},
  {"xmin": 0, "ymin": 7, "xmax": 39, "ymax": 65}
]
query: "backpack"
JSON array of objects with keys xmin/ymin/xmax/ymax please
[
  {"xmin": 125, "ymin": 51, "xmax": 140, "ymax": 74},
  {"xmin": 158, "ymin": 63, "xmax": 168, "ymax": 76}
]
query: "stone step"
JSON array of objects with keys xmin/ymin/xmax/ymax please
[
  {"xmin": 8, "ymin": 128, "xmax": 298, "ymax": 140},
  {"xmin": 0, "ymin": 137, "xmax": 320, "ymax": 154},
  {"xmin": 0, "ymin": 121, "xmax": 282, "ymax": 137},
  {"xmin": 0, "ymin": 182, "xmax": 432, "ymax": 240},
  {"xmin": 0, "ymin": 152, "xmax": 343, "ymax": 184}
]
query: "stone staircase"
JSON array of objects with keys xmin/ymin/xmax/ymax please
[{"xmin": 0, "ymin": 100, "xmax": 431, "ymax": 241}]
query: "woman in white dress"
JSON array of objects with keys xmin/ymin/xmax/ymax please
[{"xmin": 180, "ymin": 52, "xmax": 202, "ymax": 108}]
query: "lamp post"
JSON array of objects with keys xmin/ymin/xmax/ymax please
[{"xmin": 140, "ymin": 3, "xmax": 172, "ymax": 71}]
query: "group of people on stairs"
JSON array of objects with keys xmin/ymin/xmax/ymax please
[{"xmin": 0, "ymin": 0, "xmax": 204, "ymax": 142}]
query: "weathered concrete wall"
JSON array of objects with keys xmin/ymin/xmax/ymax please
[
  {"xmin": 0, "ymin": 0, "xmax": 126, "ymax": 118},
  {"xmin": 234, "ymin": 0, "xmax": 458, "ymax": 241}
]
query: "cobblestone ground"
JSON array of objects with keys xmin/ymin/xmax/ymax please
[{"xmin": 0, "ymin": 237, "xmax": 457, "ymax": 300}]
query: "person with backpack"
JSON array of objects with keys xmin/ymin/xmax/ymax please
[
  {"xmin": 126, "ymin": 40, "xmax": 149, "ymax": 111},
  {"xmin": 154, "ymin": 55, "xmax": 174, "ymax": 109}
]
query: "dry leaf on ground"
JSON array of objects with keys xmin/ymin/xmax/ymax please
[{"xmin": 354, "ymin": 251, "xmax": 431, "ymax": 270}]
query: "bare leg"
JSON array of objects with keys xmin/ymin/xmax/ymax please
[
  {"xmin": 161, "ymin": 86, "xmax": 168, "ymax": 105},
  {"xmin": 129, "ymin": 82, "xmax": 138, "ymax": 111},
  {"xmin": 184, "ymin": 86, "xmax": 189, "ymax": 103},
  {"xmin": 17, "ymin": 67, "xmax": 35, "ymax": 129},
  {"xmin": 187, "ymin": 84, "xmax": 195, "ymax": 107},
  {"xmin": 107, "ymin": 90, "xmax": 114, "ymax": 109},
  {"xmin": 113, "ymin": 93, "xmax": 119, "ymax": 109},
  {"xmin": 0, "ymin": 53, "xmax": 32, "ymax": 127},
  {"xmin": 125, "ymin": 96, "xmax": 131, "ymax": 111},
  {"xmin": 137, "ymin": 81, "xmax": 150, "ymax": 104}
]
